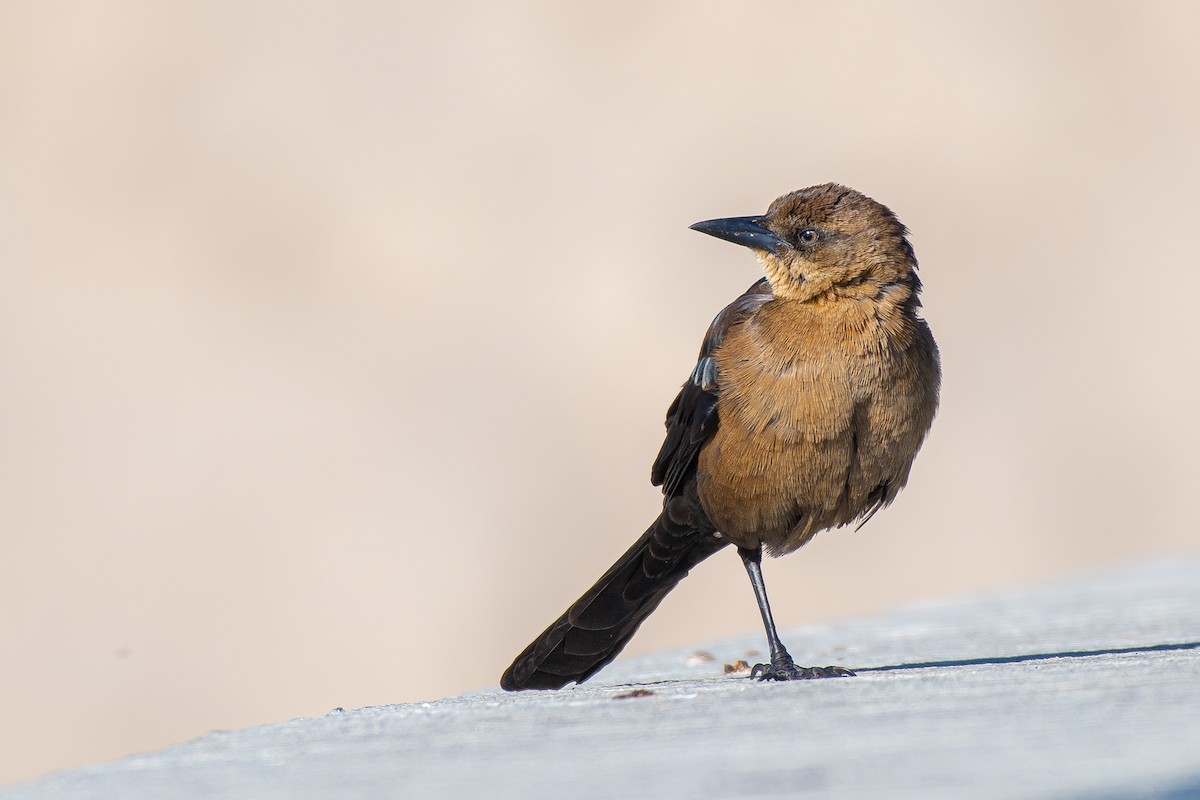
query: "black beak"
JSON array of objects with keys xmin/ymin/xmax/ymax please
[{"xmin": 689, "ymin": 215, "xmax": 789, "ymax": 255}]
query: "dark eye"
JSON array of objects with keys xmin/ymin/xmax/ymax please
[{"xmin": 798, "ymin": 228, "xmax": 821, "ymax": 246}]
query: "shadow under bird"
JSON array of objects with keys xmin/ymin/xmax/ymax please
[{"xmin": 501, "ymin": 183, "xmax": 940, "ymax": 691}]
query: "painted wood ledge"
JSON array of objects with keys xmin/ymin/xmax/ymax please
[{"xmin": 7, "ymin": 555, "xmax": 1200, "ymax": 800}]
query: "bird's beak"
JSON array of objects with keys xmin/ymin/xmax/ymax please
[{"xmin": 689, "ymin": 216, "xmax": 789, "ymax": 255}]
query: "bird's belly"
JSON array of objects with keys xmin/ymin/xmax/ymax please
[
  {"xmin": 697, "ymin": 420, "xmax": 854, "ymax": 552},
  {"xmin": 696, "ymin": 369, "xmax": 924, "ymax": 554},
  {"xmin": 695, "ymin": 363, "xmax": 863, "ymax": 551}
]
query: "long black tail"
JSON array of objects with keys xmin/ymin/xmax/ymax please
[{"xmin": 501, "ymin": 497, "xmax": 726, "ymax": 691}]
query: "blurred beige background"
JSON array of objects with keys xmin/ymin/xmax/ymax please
[{"xmin": 2, "ymin": 0, "xmax": 1199, "ymax": 787}]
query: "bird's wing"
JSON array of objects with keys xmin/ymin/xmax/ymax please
[{"xmin": 651, "ymin": 278, "xmax": 774, "ymax": 498}]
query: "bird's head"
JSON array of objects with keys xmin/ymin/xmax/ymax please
[{"xmin": 690, "ymin": 183, "xmax": 919, "ymax": 303}]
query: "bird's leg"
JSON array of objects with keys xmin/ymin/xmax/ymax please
[{"xmin": 737, "ymin": 546, "xmax": 855, "ymax": 681}]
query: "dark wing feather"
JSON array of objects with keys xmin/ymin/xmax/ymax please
[{"xmin": 651, "ymin": 278, "xmax": 774, "ymax": 498}]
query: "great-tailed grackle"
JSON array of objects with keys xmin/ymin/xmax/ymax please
[{"xmin": 501, "ymin": 184, "xmax": 940, "ymax": 691}]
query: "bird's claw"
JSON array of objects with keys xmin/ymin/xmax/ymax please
[{"xmin": 750, "ymin": 661, "xmax": 855, "ymax": 681}]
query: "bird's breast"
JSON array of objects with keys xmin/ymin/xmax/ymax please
[{"xmin": 695, "ymin": 298, "xmax": 934, "ymax": 553}]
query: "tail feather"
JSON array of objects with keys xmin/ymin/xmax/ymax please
[{"xmin": 501, "ymin": 499, "xmax": 724, "ymax": 691}]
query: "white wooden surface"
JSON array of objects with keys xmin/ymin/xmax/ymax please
[{"xmin": 8, "ymin": 556, "xmax": 1200, "ymax": 800}]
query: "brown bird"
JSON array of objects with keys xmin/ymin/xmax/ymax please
[{"xmin": 501, "ymin": 183, "xmax": 940, "ymax": 691}]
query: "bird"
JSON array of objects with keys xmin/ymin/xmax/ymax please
[{"xmin": 500, "ymin": 183, "xmax": 940, "ymax": 691}]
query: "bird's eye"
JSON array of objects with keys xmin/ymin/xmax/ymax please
[{"xmin": 798, "ymin": 229, "xmax": 821, "ymax": 246}]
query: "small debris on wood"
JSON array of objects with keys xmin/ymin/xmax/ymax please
[
  {"xmin": 613, "ymin": 689, "xmax": 657, "ymax": 700},
  {"xmin": 724, "ymin": 660, "xmax": 751, "ymax": 674},
  {"xmin": 687, "ymin": 650, "xmax": 717, "ymax": 664}
]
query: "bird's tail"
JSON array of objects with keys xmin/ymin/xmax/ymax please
[{"xmin": 500, "ymin": 498, "xmax": 725, "ymax": 691}]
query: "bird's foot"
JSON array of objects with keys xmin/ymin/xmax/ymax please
[{"xmin": 750, "ymin": 658, "xmax": 855, "ymax": 681}]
